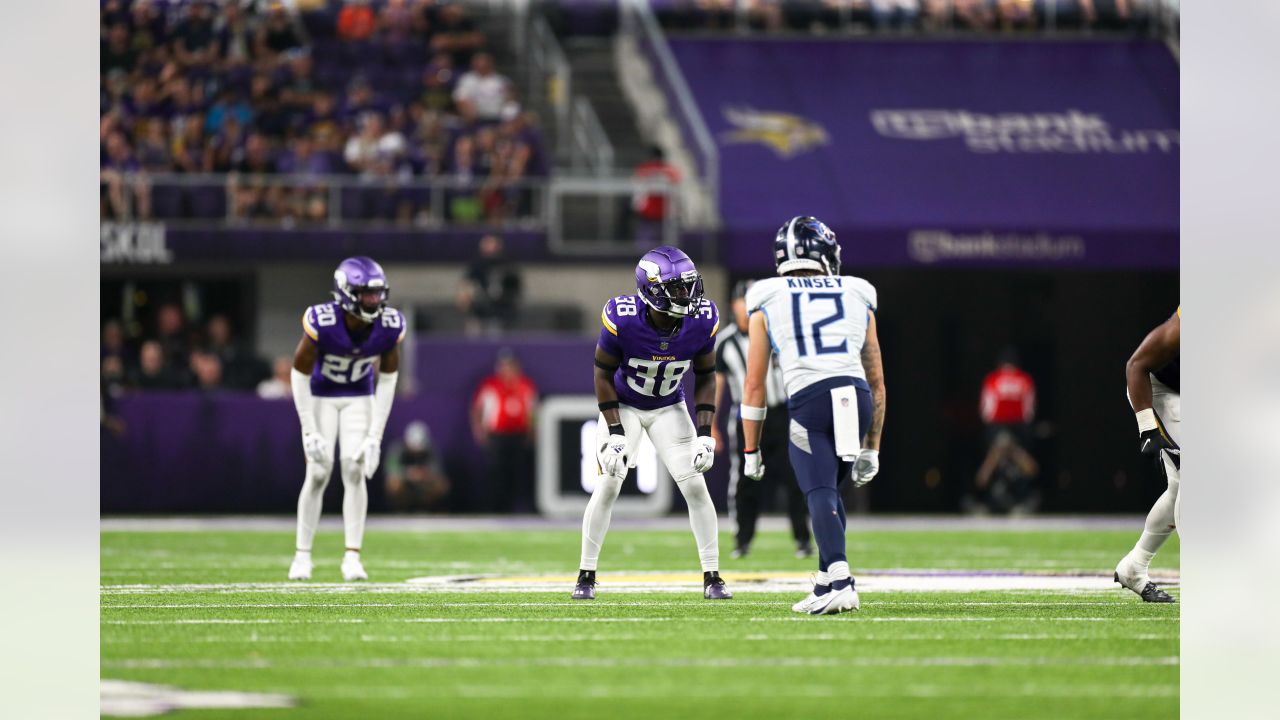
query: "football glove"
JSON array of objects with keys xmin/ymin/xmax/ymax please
[
  {"xmin": 853, "ymin": 449, "xmax": 880, "ymax": 488},
  {"xmin": 301, "ymin": 432, "xmax": 328, "ymax": 465},
  {"xmin": 1135, "ymin": 408, "xmax": 1179, "ymax": 456},
  {"xmin": 598, "ymin": 429, "xmax": 628, "ymax": 477},
  {"xmin": 353, "ymin": 435, "xmax": 382, "ymax": 479},
  {"xmin": 743, "ymin": 449, "xmax": 764, "ymax": 481},
  {"xmin": 691, "ymin": 435, "xmax": 716, "ymax": 474}
]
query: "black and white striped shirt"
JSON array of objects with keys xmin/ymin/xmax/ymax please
[{"xmin": 715, "ymin": 324, "xmax": 787, "ymax": 410}]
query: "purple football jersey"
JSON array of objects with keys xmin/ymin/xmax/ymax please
[
  {"xmin": 302, "ymin": 301, "xmax": 406, "ymax": 397},
  {"xmin": 598, "ymin": 295, "xmax": 719, "ymax": 410}
]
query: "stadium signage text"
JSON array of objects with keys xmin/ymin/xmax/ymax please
[
  {"xmin": 908, "ymin": 230, "xmax": 1086, "ymax": 264},
  {"xmin": 870, "ymin": 109, "xmax": 1179, "ymax": 155},
  {"xmin": 101, "ymin": 222, "xmax": 173, "ymax": 264}
]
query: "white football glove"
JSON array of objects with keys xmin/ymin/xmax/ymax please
[
  {"xmin": 598, "ymin": 432, "xmax": 628, "ymax": 477},
  {"xmin": 353, "ymin": 435, "xmax": 382, "ymax": 479},
  {"xmin": 691, "ymin": 435, "xmax": 716, "ymax": 474},
  {"xmin": 743, "ymin": 449, "xmax": 764, "ymax": 481},
  {"xmin": 301, "ymin": 432, "xmax": 328, "ymax": 465},
  {"xmin": 852, "ymin": 449, "xmax": 880, "ymax": 487}
]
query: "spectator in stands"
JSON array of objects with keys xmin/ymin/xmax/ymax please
[
  {"xmin": 214, "ymin": 0, "xmax": 255, "ymax": 66},
  {"xmin": 471, "ymin": 349, "xmax": 538, "ymax": 513},
  {"xmin": 204, "ymin": 315, "xmax": 265, "ymax": 390},
  {"xmin": 457, "ymin": 234, "xmax": 522, "ymax": 336},
  {"xmin": 385, "ymin": 421, "xmax": 452, "ymax": 512},
  {"xmin": 344, "ymin": 111, "xmax": 408, "ymax": 180},
  {"xmin": 228, "ymin": 132, "xmax": 282, "ymax": 220},
  {"xmin": 339, "ymin": 76, "xmax": 386, "ymax": 130},
  {"xmin": 257, "ymin": 357, "xmax": 295, "ymax": 399},
  {"xmin": 278, "ymin": 49, "xmax": 322, "ymax": 112},
  {"xmin": 446, "ymin": 133, "xmax": 483, "ymax": 222},
  {"xmin": 137, "ymin": 118, "xmax": 173, "ymax": 173},
  {"xmin": 101, "ymin": 131, "xmax": 149, "ymax": 220},
  {"xmin": 173, "ymin": 1, "xmax": 219, "ymax": 70},
  {"xmin": 303, "ymin": 92, "xmax": 344, "ymax": 154},
  {"xmin": 431, "ymin": 2, "xmax": 486, "ymax": 68},
  {"xmin": 419, "ymin": 53, "xmax": 457, "ymax": 115},
  {"xmin": 871, "ymin": 0, "xmax": 921, "ymax": 30},
  {"xmin": 278, "ymin": 135, "xmax": 334, "ymax": 222},
  {"xmin": 172, "ymin": 114, "xmax": 213, "ymax": 173},
  {"xmin": 256, "ymin": 3, "xmax": 307, "ymax": 60},
  {"xmin": 155, "ymin": 303, "xmax": 192, "ymax": 373},
  {"xmin": 952, "ymin": 0, "xmax": 997, "ymax": 30},
  {"xmin": 129, "ymin": 340, "xmax": 186, "ymax": 390},
  {"xmin": 631, "ymin": 146, "xmax": 680, "ymax": 247},
  {"xmin": 337, "ymin": 0, "xmax": 377, "ymax": 42},
  {"xmin": 453, "ymin": 53, "xmax": 513, "ymax": 125},
  {"xmin": 996, "ymin": 0, "xmax": 1036, "ymax": 30},
  {"xmin": 189, "ymin": 351, "xmax": 225, "ymax": 392},
  {"xmin": 968, "ymin": 348, "xmax": 1041, "ymax": 514},
  {"xmin": 102, "ymin": 23, "xmax": 138, "ymax": 76},
  {"xmin": 127, "ymin": 0, "xmax": 169, "ymax": 56}
]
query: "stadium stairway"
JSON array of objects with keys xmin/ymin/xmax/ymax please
[{"xmin": 564, "ymin": 37, "xmax": 650, "ymax": 171}]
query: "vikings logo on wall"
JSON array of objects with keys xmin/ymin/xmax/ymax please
[{"xmin": 720, "ymin": 107, "xmax": 829, "ymax": 158}]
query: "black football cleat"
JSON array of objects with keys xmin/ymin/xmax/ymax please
[
  {"xmin": 572, "ymin": 570, "xmax": 597, "ymax": 600},
  {"xmin": 703, "ymin": 571, "xmax": 733, "ymax": 600},
  {"xmin": 1114, "ymin": 572, "xmax": 1175, "ymax": 603}
]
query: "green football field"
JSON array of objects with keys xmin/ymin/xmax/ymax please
[{"xmin": 101, "ymin": 520, "xmax": 1179, "ymax": 719}]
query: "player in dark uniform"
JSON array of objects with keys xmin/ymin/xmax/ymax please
[
  {"xmin": 289, "ymin": 256, "xmax": 405, "ymax": 582},
  {"xmin": 573, "ymin": 246, "xmax": 731, "ymax": 600},
  {"xmin": 1115, "ymin": 307, "xmax": 1180, "ymax": 602}
]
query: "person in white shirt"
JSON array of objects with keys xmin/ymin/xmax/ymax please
[{"xmin": 452, "ymin": 53, "xmax": 513, "ymax": 123}]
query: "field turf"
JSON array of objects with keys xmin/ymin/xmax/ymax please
[{"xmin": 101, "ymin": 523, "xmax": 1179, "ymax": 719}]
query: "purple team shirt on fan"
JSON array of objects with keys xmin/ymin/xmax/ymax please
[
  {"xmin": 302, "ymin": 301, "xmax": 406, "ymax": 397},
  {"xmin": 598, "ymin": 295, "xmax": 719, "ymax": 411}
]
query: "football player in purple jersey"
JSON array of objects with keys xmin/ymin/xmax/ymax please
[
  {"xmin": 288, "ymin": 257, "xmax": 405, "ymax": 581},
  {"xmin": 573, "ymin": 246, "xmax": 732, "ymax": 600}
]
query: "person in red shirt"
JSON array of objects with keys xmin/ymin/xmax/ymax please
[
  {"xmin": 631, "ymin": 146, "xmax": 680, "ymax": 248},
  {"xmin": 471, "ymin": 349, "xmax": 538, "ymax": 512},
  {"xmin": 971, "ymin": 349, "xmax": 1040, "ymax": 514}
]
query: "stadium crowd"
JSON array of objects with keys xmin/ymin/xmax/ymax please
[
  {"xmin": 646, "ymin": 0, "xmax": 1160, "ymax": 34},
  {"xmin": 100, "ymin": 0, "xmax": 549, "ymax": 225}
]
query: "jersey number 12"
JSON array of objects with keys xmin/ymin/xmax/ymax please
[{"xmin": 791, "ymin": 292, "xmax": 848, "ymax": 357}]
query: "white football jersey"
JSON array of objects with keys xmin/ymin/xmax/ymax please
[{"xmin": 745, "ymin": 275, "xmax": 877, "ymax": 397}]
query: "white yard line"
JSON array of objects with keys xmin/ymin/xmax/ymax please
[
  {"xmin": 102, "ymin": 655, "xmax": 1179, "ymax": 670},
  {"xmin": 101, "ymin": 632, "xmax": 1174, "ymax": 644},
  {"xmin": 104, "ymin": 615, "xmax": 1177, "ymax": 626}
]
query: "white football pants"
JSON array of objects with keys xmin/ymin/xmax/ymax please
[
  {"xmin": 1127, "ymin": 377, "xmax": 1181, "ymax": 566},
  {"xmin": 580, "ymin": 403, "xmax": 720, "ymax": 573},
  {"xmin": 296, "ymin": 394, "xmax": 371, "ymax": 553}
]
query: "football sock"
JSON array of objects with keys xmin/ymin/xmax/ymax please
[
  {"xmin": 828, "ymin": 561, "xmax": 852, "ymax": 590},
  {"xmin": 1130, "ymin": 471, "xmax": 1179, "ymax": 574},
  {"xmin": 340, "ymin": 460, "xmax": 368, "ymax": 551},
  {"xmin": 677, "ymin": 475, "xmax": 720, "ymax": 572},
  {"xmin": 807, "ymin": 487, "xmax": 847, "ymax": 569},
  {"xmin": 295, "ymin": 463, "xmax": 330, "ymax": 552},
  {"xmin": 344, "ymin": 549, "xmax": 361, "ymax": 562},
  {"xmin": 580, "ymin": 473, "xmax": 624, "ymax": 572}
]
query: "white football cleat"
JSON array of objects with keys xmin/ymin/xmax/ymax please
[
  {"xmin": 341, "ymin": 553, "xmax": 368, "ymax": 582},
  {"xmin": 287, "ymin": 555, "xmax": 313, "ymax": 581},
  {"xmin": 808, "ymin": 584, "xmax": 859, "ymax": 615}
]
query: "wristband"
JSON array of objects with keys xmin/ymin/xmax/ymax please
[
  {"xmin": 697, "ymin": 424, "xmax": 712, "ymax": 437},
  {"xmin": 740, "ymin": 404, "xmax": 767, "ymax": 422},
  {"xmin": 598, "ymin": 400, "xmax": 620, "ymax": 412},
  {"xmin": 744, "ymin": 448, "xmax": 759, "ymax": 455},
  {"xmin": 695, "ymin": 403, "xmax": 716, "ymax": 414},
  {"xmin": 607, "ymin": 423, "xmax": 625, "ymax": 437},
  {"xmin": 1135, "ymin": 408, "xmax": 1158, "ymax": 434}
]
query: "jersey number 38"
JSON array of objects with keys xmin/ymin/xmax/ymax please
[{"xmin": 625, "ymin": 358, "xmax": 690, "ymax": 397}]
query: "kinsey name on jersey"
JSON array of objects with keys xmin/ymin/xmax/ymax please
[{"xmin": 786, "ymin": 276, "xmax": 845, "ymax": 289}]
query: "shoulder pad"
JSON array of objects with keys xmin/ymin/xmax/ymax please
[
  {"xmin": 602, "ymin": 294, "xmax": 641, "ymax": 336},
  {"xmin": 846, "ymin": 277, "xmax": 878, "ymax": 311},
  {"xmin": 744, "ymin": 277, "xmax": 784, "ymax": 313}
]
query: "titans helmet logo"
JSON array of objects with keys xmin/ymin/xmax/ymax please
[{"xmin": 720, "ymin": 106, "xmax": 830, "ymax": 158}]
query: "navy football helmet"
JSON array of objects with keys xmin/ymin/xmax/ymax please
[
  {"xmin": 774, "ymin": 216, "xmax": 840, "ymax": 276},
  {"xmin": 333, "ymin": 256, "xmax": 389, "ymax": 322}
]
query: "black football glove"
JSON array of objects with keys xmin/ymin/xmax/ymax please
[{"xmin": 1135, "ymin": 408, "xmax": 1179, "ymax": 465}]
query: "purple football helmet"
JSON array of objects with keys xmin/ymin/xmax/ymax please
[
  {"xmin": 332, "ymin": 256, "xmax": 389, "ymax": 322},
  {"xmin": 635, "ymin": 246, "xmax": 704, "ymax": 318}
]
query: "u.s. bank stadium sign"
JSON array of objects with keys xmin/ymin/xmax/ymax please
[
  {"xmin": 101, "ymin": 222, "xmax": 173, "ymax": 264},
  {"xmin": 870, "ymin": 109, "xmax": 1179, "ymax": 155}
]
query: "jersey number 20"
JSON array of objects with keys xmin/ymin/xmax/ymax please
[{"xmin": 626, "ymin": 358, "xmax": 690, "ymax": 397}]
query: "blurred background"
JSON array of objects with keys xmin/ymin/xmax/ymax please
[{"xmin": 100, "ymin": 0, "xmax": 1179, "ymax": 518}]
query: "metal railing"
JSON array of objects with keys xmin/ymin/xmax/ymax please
[
  {"xmin": 620, "ymin": 0, "xmax": 720, "ymax": 226},
  {"xmin": 101, "ymin": 172, "xmax": 680, "ymax": 251}
]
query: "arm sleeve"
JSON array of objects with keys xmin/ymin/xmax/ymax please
[
  {"xmin": 291, "ymin": 368, "xmax": 319, "ymax": 435},
  {"xmin": 369, "ymin": 371, "xmax": 399, "ymax": 441}
]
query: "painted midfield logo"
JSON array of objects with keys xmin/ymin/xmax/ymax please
[{"xmin": 720, "ymin": 106, "xmax": 830, "ymax": 158}]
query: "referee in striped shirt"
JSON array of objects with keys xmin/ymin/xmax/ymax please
[{"xmin": 714, "ymin": 280, "xmax": 813, "ymax": 559}]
